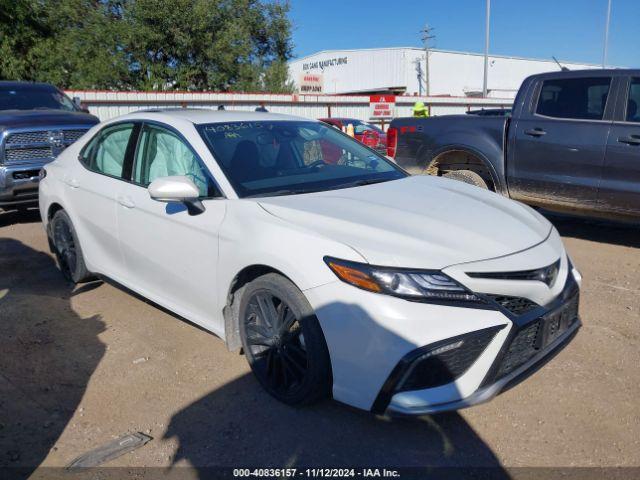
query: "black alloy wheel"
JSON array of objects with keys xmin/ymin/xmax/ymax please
[
  {"xmin": 244, "ymin": 291, "xmax": 308, "ymax": 395},
  {"xmin": 53, "ymin": 216, "xmax": 78, "ymax": 281},
  {"xmin": 238, "ymin": 273, "xmax": 332, "ymax": 405},
  {"xmin": 50, "ymin": 210, "xmax": 92, "ymax": 284}
]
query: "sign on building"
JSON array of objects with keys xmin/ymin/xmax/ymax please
[
  {"xmin": 299, "ymin": 73, "xmax": 324, "ymax": 93},
  {"xmin": 369, "ymin": 95, "xmax": 396, "ymax": 119}
]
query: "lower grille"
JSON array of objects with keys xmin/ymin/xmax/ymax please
[
  {"xmin": 495, "ymin": 292, "xmax": 579, "ymax": 379},
  {"xmin": 398, "ymin": 327, "xmax": 502, "ymax": 391},
  {"xmin": 495, "ymin": 320, "xmax": 542, "ymax": 378}
]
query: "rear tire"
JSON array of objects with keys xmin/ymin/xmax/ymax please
[
  {"xmin": 239, "ymin": 273, "xmax": 332, "ymax": 406},
  {"xmin": 443, "ymin": 169, "xmax": 489, "ymax": 189},
  {"xmin": 50, "ymin": 209, "xmax": 93, "ymax": 284}
]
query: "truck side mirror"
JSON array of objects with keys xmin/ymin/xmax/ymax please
[{"xmin": 73, "ymin": 96, "xmax": 90, "ymax": 114}]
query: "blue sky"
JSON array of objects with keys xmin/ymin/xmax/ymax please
[{"xmin": 289, "ymin": 0, "xmax": 639, "ymax": 67}]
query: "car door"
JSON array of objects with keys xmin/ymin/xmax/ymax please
[
  {"xmin": 598, "ymin": 76, "xmax": 640, "ymax": 214},
  {"xmin": 509, "ymin": 75, "xmax": 613, "ymax": 206},
  {"xmin": 65, "ymin": 122, "xmax": 139, "ymax": 278},
  {"xmin": 115, "ymin": 122, "xmax": 226, "ymax": 330}
]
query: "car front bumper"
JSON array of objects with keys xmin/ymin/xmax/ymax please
[
  {"xmin": 384, "ymin": 279, "xmax": 581, "ymax": 415},
  {"xmin": 0, "ymin": 163, "xmax": 44, "ymax": 207},
  {"xmin": 386, "ymin": 319, "xmax": 580, "ymax": 415},
  {"xmin": 305, "ymin": 230, "xmax": 581, "ymax": 415}
]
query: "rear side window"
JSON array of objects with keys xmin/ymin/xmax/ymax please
[
  {"xmin": 81, "ymin": 123, "xmax": 135, "ymax": 178},
  {"xmin": 626, "ymin": 78, "xmax": 640, "ymax": 123},
  {"xmin": 536, "ymin": 77, "xmax": 611, "ymax": 120}
]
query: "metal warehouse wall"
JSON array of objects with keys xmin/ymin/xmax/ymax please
[
  {"xmin": 65, "ymin": 90, "xmax": 513, "ymax": 122},
  {"xmin": 288, "ymin": 47, "xmax": 603, "ymax": 98},
  {"xmin": 428, "ymin": 50, "xmax": 600, "ymax": 99},
  {"xmin": 288, "ymin": 48, "xmax": 413, "ymax": 95}
]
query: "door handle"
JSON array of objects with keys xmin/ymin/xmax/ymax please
[
  {"xmin": 617, "ymin": 135, "xmax": 640, "ymax": 146},
  {"xmin": 117, "ymin": 196, "xmax": 135, "ymax": 208},
  {"xmin": 524, "ymin": 128, "xmax": 546, "ymax": 137}
]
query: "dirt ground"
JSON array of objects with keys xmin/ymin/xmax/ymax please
[{"xmin": 1, "ymin": 208, "xmax": 639, "ymax": 477}]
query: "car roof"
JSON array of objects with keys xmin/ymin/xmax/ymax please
[
  {"xmin": 119, "ymin": 108, "xmax": 310, "ymax": 125},
  {"xmin": 529, "ymin": 69, "xmax": 640, "ymax": 81}
]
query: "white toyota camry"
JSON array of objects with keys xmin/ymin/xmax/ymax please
[{"xmin": 39, "ymin": 109, "xmax": 582, "ymax": 415}]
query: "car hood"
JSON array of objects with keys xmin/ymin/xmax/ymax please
[
  {"xmin": 0, "ymin": 110, "xmax": 99, "ymax": 130},
  {"xmin": 257, "ymin": 176, "xmax": 552, "ymax": 270}
]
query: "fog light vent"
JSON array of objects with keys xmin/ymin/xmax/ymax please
[{"xmin": 397, "ymin": 327, "xmax": 502, "ymax": 392}]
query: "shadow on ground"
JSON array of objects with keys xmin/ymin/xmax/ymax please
[
  {"xmin": 165, "ymin": 304, "xmax": 511, "ymax": 476},
  {"xmin": 0, "ymin": 239, "xmax": 105, "ymax": 475},
  {"xmin": 540, "ymin": 210, "xmax": 640, "ymax": 249},
  {"xmin": 0, "ymin": 208, "xmax": 42, "ymax": 228},
  {"xmin": 165, "ymin": 375, "xmax": 509, "ymax": 472}
]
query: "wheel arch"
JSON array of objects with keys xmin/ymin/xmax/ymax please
[
  {"xmin": 47, "ymin": 202, "xmax": 65, "ymax": 221},
  {"xmin": 223, "ymin": 264, "xmax": 297, "ymax": 352},
  {"xmin": 425, "ymin": 144, "xmax": 505, "ymax": 193},
  {"xmin": 45, "ymin": 203, "xmax": 65, "ymax": 252}
]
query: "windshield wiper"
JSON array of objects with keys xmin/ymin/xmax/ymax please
[
  {"xmin": 245, "ymin": 178, "xmax": 393, "ymax": 198},
  {"xmin": 328, "ymin": 178, "xmax": 391, "ymax": 191},
  {"xmin": 245, "ymin": 188, "xmax": 313, "ymax": 198}
]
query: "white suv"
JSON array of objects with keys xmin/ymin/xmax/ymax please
[{"xmin": 39, "ymin": 110, "xmax": 582, "ymax": 415}]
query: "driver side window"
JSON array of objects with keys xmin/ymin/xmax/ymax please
[{"xmin": 133, "ymin": 124, "xmax": 216, "ymax": 197}]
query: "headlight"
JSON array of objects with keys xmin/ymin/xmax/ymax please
[{"xmin": 324, "ymin": 257, "xmax": 484, "ymax": 305}]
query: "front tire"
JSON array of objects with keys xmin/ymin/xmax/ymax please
[
  {"xmin": 443, "ymin": 169, "xmax": 490, "ymax": 189},
  {"xmin": 239, "ymin": 273, "xmax": 332, "ymax": 406},
  {"xmin": 50, "ymin": 209, "xmax": 93, "ymax": 284}
]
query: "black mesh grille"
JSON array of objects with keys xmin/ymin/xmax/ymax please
[
  {"xmin": 496, "ymin": 320, "xmax": 542, "ymax": 378},
  {"xmin": 495, "ymin": 292, "xmax": 579, "ymax": 379},
  {"xmin": 399, "ymin": 328, "xmax": 500, "ymax": 391},
  {"xmin": 488, "ymin": 295, "xmax": 540, "ymax": 315}
]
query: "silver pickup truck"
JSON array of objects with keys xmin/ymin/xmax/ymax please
[{"xmin": 0, "ymin": 81, "xmax": 99, "ymax": 211}]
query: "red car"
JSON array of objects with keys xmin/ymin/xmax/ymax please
[{"xmin": 319, "ymin": 117, "xmax": 387, "ymax": 154}]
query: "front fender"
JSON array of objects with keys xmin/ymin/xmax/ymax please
[{"xmin": 216, "ymin": 201, "xmax": 365, "ymax": 321}]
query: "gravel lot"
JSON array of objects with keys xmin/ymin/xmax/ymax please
[{"xmin": 1, "ymin": 208, "xmax": 639, "ymax": 476}]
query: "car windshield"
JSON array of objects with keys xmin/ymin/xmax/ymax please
[
  {"xmin": 198, "ymin": 121, "xmax": 405, "ymax": 198},
  {"xmin": 0, "ymin": 86, "xmax": 77, "ymax": 112}
]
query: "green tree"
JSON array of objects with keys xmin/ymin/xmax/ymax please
[
  {"xmin": 30, "ymin": 0, "xmax": 132, "ymax": 89},
  {"xmin": 125, "ymin": 0, "xmax": 293, "ymax": 91},
  {"xmin": 0, "ymin": 0, "xmax": 50, "ymax": 80},
  {"xmin": 0, "ymin": 0, "xmax": 294, "ymax": 92}
]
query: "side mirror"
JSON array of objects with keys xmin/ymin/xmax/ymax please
[
  {"xmin": 72, "ymin": 96, "xmax": 90, "ymax": 113},
  {"xmin": 148, "ymin": 176, "xmax": 205, "ymax": 216}
]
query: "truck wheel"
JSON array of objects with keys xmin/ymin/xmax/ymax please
[
  {"xmin": 444, "ymin": 170, "xmax": 489, "ymax": 190},
  {"xmin": 50, "ymin": 210, "xmax": 93, "ymax": 284}
]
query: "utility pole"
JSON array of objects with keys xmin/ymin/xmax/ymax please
[
  {"xmin": 602, "ymin": 0, "xmax": 612, "ymax": 68},
  {"xmin": 420, "ymin": 24, "xmax": 436, "ymax": 97},
  {"xmin": 482, "ymin": 0, "xmax": 491, "ymax": 98},
  {"xmin": 414, "ymin": 58, "xmax": 423, "ymax": 96}
]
